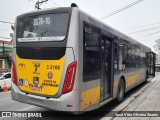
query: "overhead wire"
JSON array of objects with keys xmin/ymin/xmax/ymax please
[
  {"xmin": 100, "ymin": 0, "xmax": 144, "ymax": 20},
  {"xmin": 127, "ymin": 26, "xmax": 160, "ymax": 35},
  {"xmin": 135, "ymin": 30, "xmax": 160, "ymax": 39},
  {"xmin": 98, "ymin": 0, "xmax": 159, "ymax": 49},
  {"xmin": 123, "ymin": 25, "xmax": 160, "ymax": 44},
  {"xmin": 122, "ymin": 22, "xmax": 160, "ymax": 30},
  {"xmin": 0, "ymin": 20, "xmax": 14, "ymax": 24},
  {"xmin": 140, "ymin": 36, "xmax": 160, "ymax": 41}
]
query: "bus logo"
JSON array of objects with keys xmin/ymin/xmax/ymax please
[
  {"xmin": 18, "ymin": 63, "xmax": 25, "ymax": 68},
  {"xmin": 33, "ymin": 62, "xmax": 40, "ymax": 73}
]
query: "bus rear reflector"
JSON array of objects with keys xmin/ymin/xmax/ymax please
[
  {"xmin": 12, "ymin": 60, "xmax": 18, "ymax": 86},
  {"xmin": 62, "ymin": 61, "xmax": 77, "ymax": 94},
  {"xmin": 67, "ymin": 104, "xmax": 73, "ymax": 107}
]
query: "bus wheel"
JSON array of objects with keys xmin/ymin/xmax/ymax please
[{"xmin": 117, "ymin": 79, "xmax": 125, "ymax": 103}]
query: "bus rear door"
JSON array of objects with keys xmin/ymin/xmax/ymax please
[
  {"xmin": 100, "ymin": 36, "xmax": 114, "ymax": 101},
  {"xmin": 146, "ymin": 52, "xmax": 156, "ymax": 77}
]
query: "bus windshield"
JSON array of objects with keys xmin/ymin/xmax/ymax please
[{"xmin": 17, "ymin": 12, "xmax": 69, "ymax": 42}]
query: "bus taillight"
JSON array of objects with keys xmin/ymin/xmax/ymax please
[
  {"xmin": 12, "ymin": 60, "xmax": 18, "ymax": 86},
  {"xmin": 62, "ymin": 61, "xmax": 77, "ymax": 94}
]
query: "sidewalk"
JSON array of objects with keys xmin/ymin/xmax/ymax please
[{"xmin": 113, "ymin": 73, "xmax": 160, "ymax": 120}]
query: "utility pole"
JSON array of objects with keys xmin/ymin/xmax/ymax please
[{"xmin": 35, "ymin": 0, "xmax": 48, "ymax": 9}]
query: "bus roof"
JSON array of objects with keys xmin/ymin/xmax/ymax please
[
  {"xmin": 16, "ymin": 7, "xmax": 71, "ymax": 19},
  {"xmin": 78, "ymin": 8, "xmax": 151, "ymax": 51}
]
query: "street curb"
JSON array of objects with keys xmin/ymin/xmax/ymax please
[{"xmin": 101, "ymin": 74, "xmax": 160, "ymax": 120}]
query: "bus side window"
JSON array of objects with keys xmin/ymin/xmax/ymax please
[
  {"xmin": 114, "ymin": 41, "xmax": 128, "ymax": 71},
  {"xmin": 141, "ymin": 50, "xmax": 146, "ymax": 67},
  {"xmin": 128, "ymin": 45, "xmax": 133, "ymax": 69},
  {"xmin": 83, "ymin": 23, "xmax": 101, "ymax": 81},
  {"xmin": 128, "ymin": 44, "xmax": 137, "ymax": 70},
  {"xmin": 119, "ymin": 44, "xmax": 127, "ymax": 71},
  {"xmin": 119, "ymin": 44, "xmax": 123, "ymax": 70}
]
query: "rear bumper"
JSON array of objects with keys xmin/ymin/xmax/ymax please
[{"xmin": 11, "ymin": 82, "xmax": 80, "ymax": 112}]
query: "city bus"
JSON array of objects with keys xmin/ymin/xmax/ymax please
[{"xmin": 11, "ymin": 3, "xmax": 155, "ymax": 112}]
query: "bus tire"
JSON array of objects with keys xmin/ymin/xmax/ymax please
[{"xmin": 117, "ymin": 79, "xmax": 125, "ymax": 103}]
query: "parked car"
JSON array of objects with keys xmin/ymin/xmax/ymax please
[{"xmin": 0, "ymin": 72, "xmax": 11, "ymax": 91}]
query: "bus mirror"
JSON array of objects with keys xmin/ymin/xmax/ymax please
[{"xmin": 11, "ymin": 25, "xmax": 14, "ymax": 31}]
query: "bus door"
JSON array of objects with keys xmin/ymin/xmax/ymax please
[
  {"xmin": 146, "ymin": 52, "xmax": 156, "ymax": 77},
  {"xmin": 100, "ymin": 36, "xmax": 113, "ymax": 101}
]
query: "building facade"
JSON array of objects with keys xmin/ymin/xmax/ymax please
[{"xmin": 0, "ymin": 41, "xmax": 12, "ymax": 72}]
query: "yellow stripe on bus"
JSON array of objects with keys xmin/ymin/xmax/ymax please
[
  {"xmin": 81, "ymin": 86, "xmax": 100, "ymax": 110},
  {"xmin": 126, "ymin": 74, "xmax": 140, "ymax": 88}
]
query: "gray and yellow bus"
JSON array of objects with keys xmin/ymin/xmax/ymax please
[{"xmin": 11, "ymin": 4, "xmax": 155, "ymax": 112}]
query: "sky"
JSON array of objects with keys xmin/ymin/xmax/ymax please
[{"xmin": 0, "ymin": 0, "xmax": 160, "ymax": 52}]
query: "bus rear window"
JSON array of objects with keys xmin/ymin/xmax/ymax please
[{"xmin": 17, "ymin": 13, "xmax": 69, "ymax": 42}]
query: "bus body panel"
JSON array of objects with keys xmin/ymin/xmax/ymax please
[
  {"xmin": 113, "ymin": 68, "xmax": 147, "ymax": 99},
  {"xmin": 16, "ymin": 55, "xmax": 65, "ymax": 96},
  {"xmin": 65, "ymin": 8, "xmax": 80, "ymax": 93},
  {"xmin": 11, "ymin": 82, "xmax": 80, "ymax": 111},
  {"xmin": 12, "ymin": 7, "xmax": 81, "ymax": 111},
  {"xmin": 15, "ymin": 47, "xmax": 75, "ymax": 97},
  {"xmin": 78, "ymin": 8, "xmax": 151, "ymax": 111},
  {"xmin": 79, "ymin": 11, "xmax": 102, "ymax": 111}
]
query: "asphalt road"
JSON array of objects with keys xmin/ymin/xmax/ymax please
[{"xmin": 0, "ymin": 72, "xmax": 160, "ymax": 120}]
